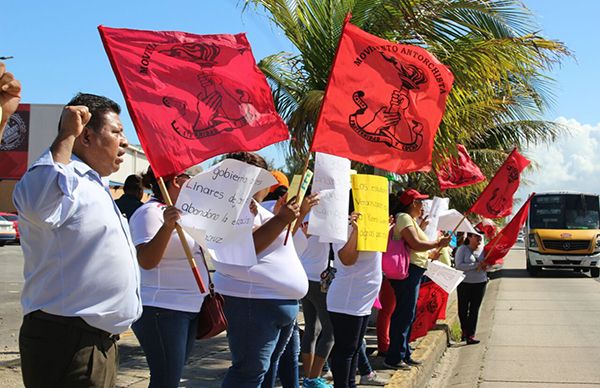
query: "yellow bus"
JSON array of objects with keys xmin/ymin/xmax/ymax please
[{"xmin": 526, "ymin": 192, "xmax": 600, "ymax": 277}]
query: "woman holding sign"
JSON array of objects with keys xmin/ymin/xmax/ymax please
[
  {"xmin": 211, "ymin": 152, "xmax": 319, "ymax": 388},
  {"xmin": 327, "ymin": 196, "xmax": 383, "ymax": 388},
  {"xmin": 383, "ymin": 189, "xmax": 451, "ymax": 370},
  {"xmin": 129, "ymin": 167, "xmax": 209, "ymax": 388}
]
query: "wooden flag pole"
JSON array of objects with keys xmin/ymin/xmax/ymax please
[
  {"xmin": 157, "ymin": 177, "xmax": 207, "ymax": 294},
  {"xmin": 283, "ymin": 153, "xmax": 312, "ymax": 245}
]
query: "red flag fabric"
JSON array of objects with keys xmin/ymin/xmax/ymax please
[
  {"xmin": 99, "ymin": 26, "xmax": 289, "ymax": 178},
  {"xmin": 483, "ymin": 195, "xmax": 533, "ymax": 266},
  {"xmin": 410, "ymin": 281, "xmax": 448, "ymax": 342},
  {"xmin": 0, "ymin": 104, "xmax": 29, "ymax": 179},
  {"xmin": 436, "ymin": 144, "xmax": 485, "ymax": 190},
  {"xmin": 310, "ymin": 19, "xmax": 454, "ymax": 173},
  {"xmin": 475, "ymin": 219, "xmax": 498, "ymax": 240},
  {"xmin": 468, "ymin": 149, "xmax": 530, "ymax": 218}
]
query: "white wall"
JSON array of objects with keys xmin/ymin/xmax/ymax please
[{"xmin": 25, "ymin": 104, "xmax": 149, "ymax": 185}]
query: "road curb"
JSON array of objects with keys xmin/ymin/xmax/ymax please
[{"xmin": 385, "ymin": 292, "xmax": 459, "ymax": 388}]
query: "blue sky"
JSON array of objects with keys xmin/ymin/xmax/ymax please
[{"xmin": 2, "ymin": 0, "xmax": 599, "ymax": 188}]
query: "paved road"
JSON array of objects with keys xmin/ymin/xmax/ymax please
[{"xmin": 432, "ymin": 246, "xmax": 600, "ymax": 387}]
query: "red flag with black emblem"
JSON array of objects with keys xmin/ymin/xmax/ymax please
[
  {"xmin": 410, "ymin": 281, "xmax": 448, "ymax": 342},
  {"xmin": 436, "ymin": 144, "xmax": 485, "ymax": 190},
  {"xmin": 310, "ymin": 18, "xmax": 454, "ymax": 173},
  {"xmin": 483, "ymin": 194, "xmax": 533, "ymax": 266},
  {"xmin": 0, "ymin": 104, "xmax": 29, "ymax": 179},
  {"xmin": 475, "ymin": 219, "xmax": 498, "ymax": 240},
  {"xmin": 468, "ymin": 149, "xmax": 530, "ymax": 218},
  {"xmin": 98, "ymin": 26, "xmax": 289, "ymax": 178}
]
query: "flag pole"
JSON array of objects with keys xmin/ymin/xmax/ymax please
[
  {"xmin": 283, "ymin": 13, "xmax": 353, "ymax": 245},
  {"xmin": 480, "ymin": 192, "xmax": 535, "ymax": 268},
  {"xmin": 157, "ymin": 177, "xmax": 207, "ymax": 294},
  {"xmin": 283, "ymin": 153, "xmax": 312, "ymax": 245}
]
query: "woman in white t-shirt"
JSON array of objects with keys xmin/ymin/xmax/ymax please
[
  {"xmin": 327, "ymin": 208, "xmax": 383, "ymax": 388},
  {"xmin": 210, "ymin": 152, "xmax": 318, "ymax": 388},
  {"xmin": 129, "ymin": 168, "xmax": 209, "ymax": 388}
]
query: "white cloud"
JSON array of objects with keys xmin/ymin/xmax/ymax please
[{"xmin": 518, "ymin": 117, "xmax": 600, "ymax": 198}]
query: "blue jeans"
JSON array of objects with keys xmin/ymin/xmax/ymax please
[
  {"xmin": 222, "ymin": 296, "xmax": 299, "ymax": 388},
  {"xmin": 385, "ymin": 264, "xmax": 426, "ymax": 365},
  {"xmin": 131, "ymin": 306, "xmax": 199, "ymax": 388},
  {"xmin": 357, "ymin": 338, "xmax": 373, "ymax": 376},
  {"xmin": 263, "ymin": 321, "xmax": 300, "ymax": 388}
]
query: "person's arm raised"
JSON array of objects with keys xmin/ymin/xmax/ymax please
[
  {"xmin": 50, "ymin": 106, "xmax": 91, "ymax": 164},
  {"xmin": 135, "ymin": 206, "xmax": 180, "ymax": 270},
  {"xmin": 337, "ymin": 212, "xmax": 360, "ymax": 266},
  {"xmin": 400, "ymin": 224, "xmax": 450, "ymax": 252},
  {"xmin": 0, "ymin": 61, "xmax": 21, "ymax": 139},
  {"xmin": 292, "ymin": 192, "xmax": 319, "ymax": 235},
  {"xmin": 253, "ymin": 197, "xmax": 300, "ymax": 254}
]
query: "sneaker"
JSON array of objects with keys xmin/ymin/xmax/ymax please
[
  {"xmin": 303, "ymin": 377, "xmax": 333, "ymax": 388},
  {"xmin": 321, "ymin": 370, "xmax": 333, "ymax": 381},
  {"xmin": 359, "ymin": 371, "xmax": 387, "ymax": 386},
  {"xmin": 383, "ymin": 360, "xmax": 411, "ymax": 370}
]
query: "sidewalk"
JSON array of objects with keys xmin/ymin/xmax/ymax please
[
  {"xmin": 0, "ymin": 297, "xmax": 458, "ymax": 388},
  {"xmin": 116, "ymin": 294, "xmax": 459, "ymax": 388}
]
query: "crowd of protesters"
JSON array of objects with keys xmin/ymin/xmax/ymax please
[{"xmin": 4, "ymin": 60, "xmax": 491, "ymax": 388}]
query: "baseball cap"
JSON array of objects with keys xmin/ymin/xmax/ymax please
[
  {"xmin": 399, "ymin": 189, "xmax": 429, "ymax": 206},
  {"xmin": 269, "ymin": 170, "xmax": 290, "ymax": 193}
]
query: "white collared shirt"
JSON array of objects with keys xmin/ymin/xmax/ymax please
[{"xmin": 13, "ymin": 149, "xmax": 142, "ymax": 334}]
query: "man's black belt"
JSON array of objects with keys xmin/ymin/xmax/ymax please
[{"xmin": 25, "ymin": 310, "xmax": 120, "ymax": 341}]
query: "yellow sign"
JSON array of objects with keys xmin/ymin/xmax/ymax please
[
  {"xmin": 288, "ymin": 170, "xmax": 314, "ymax": 230},
  {"xmin": 351, "ymin": 174, "xmax": 389, "ymax": 252}
]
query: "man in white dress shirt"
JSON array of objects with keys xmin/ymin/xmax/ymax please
[{"xmin": 13, "ymin": 93, "xmax": 142, "ymax": 387}]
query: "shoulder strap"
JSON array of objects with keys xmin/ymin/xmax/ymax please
[
  {"xmin": 197, "ymin": 247, "xmax": 215, "ymax": 294},
  {"xmin": 327, "ymin": 243, "xmax": 334, "ymax": 270}
]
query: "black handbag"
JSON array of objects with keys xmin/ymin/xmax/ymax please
[{"xmin": 319, "ymin": 243, "xmax": 337, "ymax": 293}]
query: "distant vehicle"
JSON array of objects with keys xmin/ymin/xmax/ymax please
[
  {"xmin": 0, "ymin": 215, "xmax": 17, "ymax": 246},
  {"xmin": 0, "ymin": 212, "xmax": 19, "ymax": 242},
  {"xmin": 525, "ymin": 192, "xmax": 600, "ymax": 277},
  {"xmin": 516, "ymin": 232, "xmax": 525, "ymax": 243}
]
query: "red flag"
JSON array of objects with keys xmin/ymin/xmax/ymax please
[
  {"xmin": 310, "ymin": 19, "xmax": 454, "ymax": 173},
  {"xmin": 483, "ymin": 195, "xmax": 533, "ymax": 266},
  {"xmin": 436, "ymin": 144, "xmax": 485, "ymax": 190},
  {"xmin": 468, "ymin": 149, "xmax": 530, "ymax": 218},
  {"xmin": 99, "ymin": 26, "xmax": 289, "ymax": 178},
  {"xmin": 0, "ymin": 104, "xmax": 29, "ymax": 179},
  {"xmin": 475, "ymin": 219, "xmax": 498, "ymax": 240},
  {"xmin": 410, "ymin": 281, "xmax": 448, "ymax": 342}
]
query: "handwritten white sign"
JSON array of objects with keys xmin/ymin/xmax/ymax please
[
  {"xmin": 424, "ymin": 260, "xmax": 465, "ymax": 294},
  {"xmin": 176, "ymin": 158, "xmax": 275, "ymax": 265},
  {"xmin": 308, "ymin": 153, "xmax": 351, "ymax": 243},
  {"xmin": 423, "ymin": 197, "xmax": 450, "ymax": 241}
]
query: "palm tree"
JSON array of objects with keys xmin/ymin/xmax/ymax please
[{"xmin": 246, "ymin": 0, "xmax": 570, "ymax": 211}]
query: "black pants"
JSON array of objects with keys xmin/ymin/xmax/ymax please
[
  {"xmin": 329, "ymin": 312, "xmax": 369, "ymax": 388},
  {"xmin": 19, "ymin": 311, "xmax": 119, "ymax": 388},
  {"xmin": 457, "ymin": 281, "xmax": 487, "ymax": 338}
]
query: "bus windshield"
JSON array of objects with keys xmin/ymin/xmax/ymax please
[{"xmin": 529, "ymin": 194, "xmax": 600, "ymax": 230}]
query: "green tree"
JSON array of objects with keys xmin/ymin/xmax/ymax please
[{"xmin": 246, "ymin": 0, "xmax": 570, "ymax": 211}]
